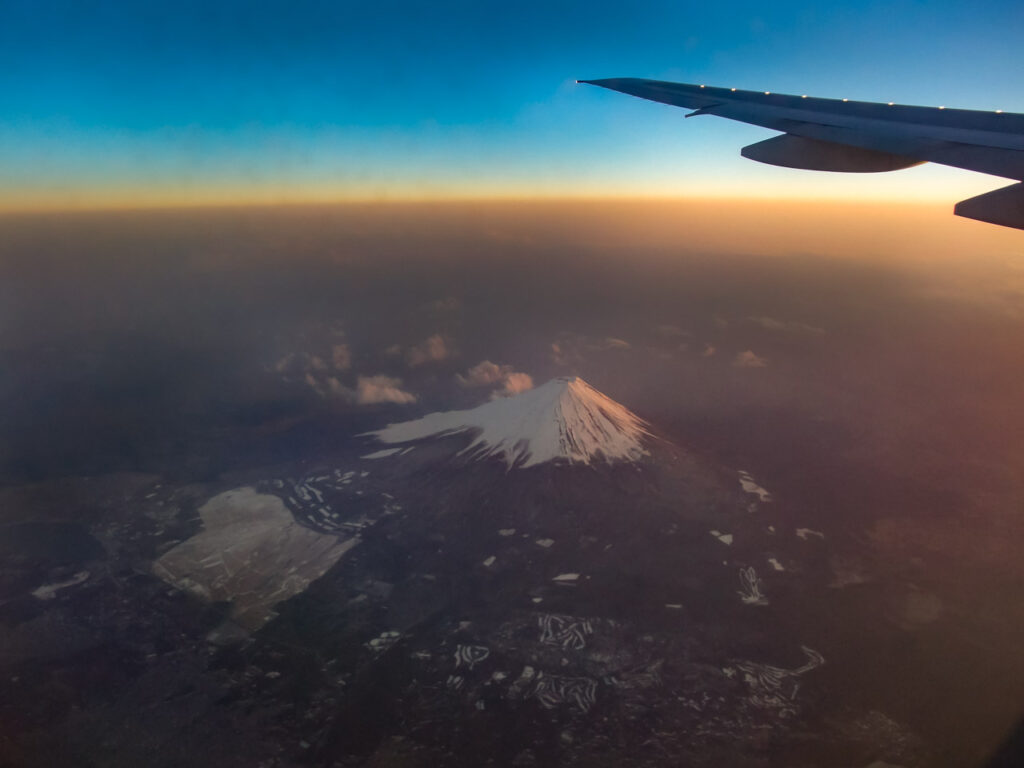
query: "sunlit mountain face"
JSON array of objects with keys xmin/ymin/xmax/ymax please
[
  {"xmin": 367, "ymin": 376, "xmax": 652, "ymax": 467},
  {"xmin": 2, "ymin": 201, "xmax": 1024, "ymax": 767}
]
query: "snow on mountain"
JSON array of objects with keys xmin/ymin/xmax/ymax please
[{"xmin": 367, "ymin": 376, "xmax": 651, "ymax": 468}]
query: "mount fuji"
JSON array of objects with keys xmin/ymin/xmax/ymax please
[{"xmin": 366, "ymin": 376, "xmax": 652, "ymax": 468}]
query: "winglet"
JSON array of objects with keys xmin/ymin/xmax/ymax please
[{"xmin": 954, "ymin": 183, "xmax": 1024, "ymax": 231}]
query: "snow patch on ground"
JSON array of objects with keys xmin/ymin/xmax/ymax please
[
  {"xmin": 709, "ymin": 530, "xmax": 734, "ymax": 546},
  {"xmin": 738, "ymin": 470, "xmax": 772, "ymax": 502},
  {"xmin": 361, "ymin": 447, "xmax": 402, "ymax": 460},
  {"xmin": 737, "ymin": 567, "xmax": 769, "ymax": 606},
  {"xmin": 31, "ymin": 571, "xmax": 89, "ymax": 600},
  {"xmin": 796, "ymin": 528, "xmax": 825, "ymax": 540},
  {"xmin": 152, "ymin": 487, "xmax": 357, "ymax": 629},
  {"xmin": 366, "ymin": 630, "xmax": 401, "ymax": 653}
]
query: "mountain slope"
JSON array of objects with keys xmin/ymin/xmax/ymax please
[{"xmin": 366, "ymin": 376, "xmax": 651, "ymax": 468}]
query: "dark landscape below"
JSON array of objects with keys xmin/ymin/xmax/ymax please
[{"xmin": 2, "ymin": 203, "xmax": 1023, "ymax": 767}]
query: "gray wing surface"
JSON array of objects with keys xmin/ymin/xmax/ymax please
[{"xmin": 580, "ymin": 78, "xmax": 1024, "ymax": 231}]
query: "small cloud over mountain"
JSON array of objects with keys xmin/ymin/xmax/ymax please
[
  {"xmin": 733, "ymin": 350, "xmax": 768, "ymax": 368},
  {"xmin": 325, "ymin": 377, "xmax": 353, "ymax": 398},
  {"xmin": 331, "ymin": 344, "xmax": 352, "ymax": 370},
  {"xmin": 303, "ymin": 372, "xmax": 326, "ymax": 397},
  {"xmin": 655, "ymin": 324, "xmax": 691, "ymax": 339},
  {"xmin": 457, "ymin": 360, "xmax": 533, "ymax": 399},
  {"xmin": 491, "ymin": 372, "xmax": 533, "ymax": 399},
  {"xmin": 304, "ymin": 372, "xmax": 415, "ymax": 404},
  {"xmin": 406, "ymin": 335, "xmax": 456, "ymax": 367},
  {"xmin": 748, "ymin": 316, "xmax": 825, "ymax": 336},
  {"xmin": 356, "ymin": 375, "xmax": 417, "ymax": 404},
  {"xmin": 550, "ymin": 341, "xmax": 574, "ymax": 366},
  {"xmin": 457, "ymin": 360, "xmax": 509, "ymax": 387},
  {"xmin": 427, "ymin": 296, "xmax": 461, "ymax": 315},
  {"xmin": 273, "ymin": 353, "xmax": 301, "ymax": 374},
  {"xmin": 272, "ymin": 338, "xmax": 353, "ymax": 381},
  {"xmin": 549, "ymin": 332, "xmax": 632, "ymax": 365}
]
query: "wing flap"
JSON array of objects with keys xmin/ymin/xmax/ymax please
[{"xmin": 741, "ymin": 134, "xmax": 923, "ymax": 173}]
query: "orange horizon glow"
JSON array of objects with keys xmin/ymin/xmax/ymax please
[
  {"xmin": 3, "ymin": 195, "xmax": 1021, "ymax": 271},
  {"xmin": 0, "ymin": 160, "xmax": 1010, "ymax": 215},
  {"xmin": 0, "ymin": 187, "xmax": 1008, "ymax": 216}
]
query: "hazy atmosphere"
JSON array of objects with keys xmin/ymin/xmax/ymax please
[
  {"xmin": 3, "ymin": 202, "xmax": 1024, "ymax": 765},
  {"xmin": 3, "ymin": 1, "xmax": 1024, "ymax": 766}
]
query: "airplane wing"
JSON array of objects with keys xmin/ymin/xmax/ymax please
[{"xmin": 579, "ymin": 78, "xmax": 1024, "ymax": 231}]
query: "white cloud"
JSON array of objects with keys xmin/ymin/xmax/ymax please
[
  {"xmin": 428, "ymin": 296, "xmax": 461, "ymax": 314},
  {"xmin": 655, "ymin": 324, "xmax": 691, "ymax": 339},
  {"xmin": 733, "ymin": 350, "xmax": 768, "ymax": 368},
  {"xmin": 457, "ymin": 360, "xmax": 508, "ymax": 387},
  {"xmin": 356, "ymin": 375, "xmax": 417, "ymax": 405},
  {"xmin": 748, "ymin": 316, "xmax": 825, "ymax": 336},
  {"xmin": 549, "ymin": 332, "xmax": 631, "ymax": 365},
  {"xmin": 273, "ymin": 353, "xmax": 299, "ymax": 374},
  {"xmin": 303, "ymin": 371, "xmax": 413, "ymax": 405},
  {"xmin": 276, "ymin": 345, "xmax": 349, "ymax": 382},
  {"xmin": 550, "ymin": 341, "xmax": 570, "ymax": 366},
  {"xmin": 304, "ymin": 372, "xmax": 325, "ymax": 397},
  {"xmin": 457, "ymin": 360, "xmax": 534, "ymax": 399},
  {"xmin": 331, "ymin": 344, "xmax": 352, "ymax": 370},
  {"xmin": 491, "ymin": 372, "xmax": 534, "ymax": 399},
  {"xmin": 406, "ymin": 334, "xmax": 455, "ymax": 366},
  {"xmin": 303, "ymin": 373, "xmax": 355, "ymax": 400},
  {"xmin": 325, "ymin": 377, "xmax": 354, "ymax": 399}
]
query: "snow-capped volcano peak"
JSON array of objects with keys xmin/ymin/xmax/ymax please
[{"xmin": 367, "ymin": 376, "xmax": 651, "ymax": 468}]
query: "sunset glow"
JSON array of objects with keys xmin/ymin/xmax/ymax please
[{"xmin": 2, "ymin": 0, "xmax": 1022, "ymax": 213}]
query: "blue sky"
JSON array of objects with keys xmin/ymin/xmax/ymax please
[{"xmin": 2, "ymin": 0, "xmax": 1023, "ymax": 207}]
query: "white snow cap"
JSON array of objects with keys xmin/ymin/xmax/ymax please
[{"xmin": 367, "ymin": 376, "xmax": 650, "ymax": 468}]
